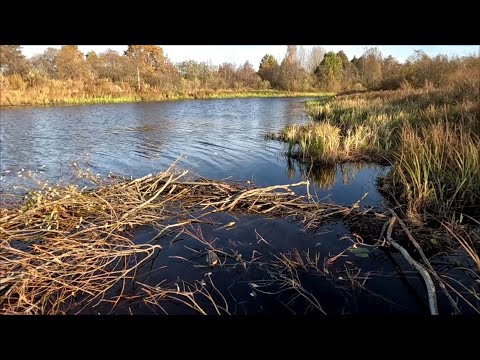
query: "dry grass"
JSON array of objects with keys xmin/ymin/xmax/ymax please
[
  {"xmin": 0, "ymin": 163, "xmax": 383, "ymax": 314},
  {"xmin": 0, "ymin": 75, "xmax": 330, "ymax": 107},
  {"xmin": 276, "ymin": 122, "xmax": 388, "ymax": 164},
  {"xmin": 1, "ymin": 159, "xmax": 477, "ymax": 315},
  {"xmin": 273, "ymin": 86, "xmax": 480, "ymax": 223}
]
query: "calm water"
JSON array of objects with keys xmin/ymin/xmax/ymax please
[
  {"xmin": 2, "ymin": 98, "xmax": 473, "ymax": 314},
  {"xmin": 0, "ymin": 98, "xmax": 385, "ymax": 206}
]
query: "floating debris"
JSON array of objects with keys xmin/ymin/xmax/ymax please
[
  {"xmin": 348, "ymin": 247, "xmax": 370, "ymax": 258},
  {"xmin": 206, "ymin": 250, "xmax": 220, "ymax": 267}
]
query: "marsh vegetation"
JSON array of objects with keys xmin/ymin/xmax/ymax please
[{"xmin": 1, "ymin": 46, "xmax": 478, "ymax": 315}]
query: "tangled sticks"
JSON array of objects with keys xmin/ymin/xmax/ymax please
[
  {"xmin": 1, "ymin": 163, "xmax": 383, "ymax": 314},
  {"xmin": 21, "ymin": 156, "xmax": 476, "ymax": 316}
]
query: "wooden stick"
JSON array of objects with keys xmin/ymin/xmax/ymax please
[
  {"xmin": 388, "ymin": 208, "xmax": 431, "ymax": 266},
  {"xmin": 388, "ymin": 208, "xmax": 460, "ymax": 314},
  {"xmin": 386, "ymin": 217, "xmax": 438, "ymax": 315}
]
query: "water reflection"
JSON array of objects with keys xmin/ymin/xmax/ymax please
[
  {"xmin": 286, "ymin": 157, "xmax": 336, "ymax": 189},
  {"xmin": 286, "ymin": 157, "xmax": 379, "ymax": 191}
]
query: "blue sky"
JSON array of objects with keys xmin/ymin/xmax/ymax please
[{"xmin": 21, "ymin": 45, "xmax": 479, "ymax": 69}]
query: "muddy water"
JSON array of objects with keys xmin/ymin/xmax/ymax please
[{"xmin": 1, "ymin": 98, "xmax": 475, "ymax": 314}]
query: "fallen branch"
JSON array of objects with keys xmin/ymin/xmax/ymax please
[
  {"xmin": 388, "ymin": 208, "xmax": 460, "ymax": 314},
  {"xmin": 386, "ymin": 217, "xmax": 438, "ymax": 315}
]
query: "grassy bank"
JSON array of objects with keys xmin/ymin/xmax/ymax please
[
  {"xmin": 0, "ymin": 83, "xmax": 331, "ymax": 107},
  {"xmin": 271, "ymin": 87, "xmax": 480, "ymax": 224}
]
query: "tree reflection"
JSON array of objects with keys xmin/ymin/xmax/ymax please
[{"xmin": 286, "ymin": 157, "xmax": 367, "ymax": 190}]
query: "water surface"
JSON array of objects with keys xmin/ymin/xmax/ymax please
[
  {"xmin": 1, "ymin": 98, "xmax": 386, "ymax": 206},
  {"xmin": 4, "ymin": 98, "xmax": 469, "ymax": 315}
]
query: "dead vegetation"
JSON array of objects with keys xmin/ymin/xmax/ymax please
[{"xmin": 1, "ymin": 163, "xmax": 478, "ymax": 314}]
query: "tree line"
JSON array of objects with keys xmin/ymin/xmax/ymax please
[{"xmin": 1, "ymin": 45, "xmax": 478, "ymax": 98}]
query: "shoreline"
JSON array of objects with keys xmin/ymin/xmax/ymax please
[{"xmin": 0, "ymin": 90, "xmax": 334, "ymax": 109}]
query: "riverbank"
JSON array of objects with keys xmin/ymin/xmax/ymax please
[
  {"xmin": 270, "ymin": 87, "xmax": 480, "ymax": 248},
  {"xmin": 0, "ymin": 88, "xmax": 332, "ymax": 107}
]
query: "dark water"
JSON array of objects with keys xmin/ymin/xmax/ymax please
[{"xmin": 1, "ymin": 98, "xmax": 475, "ymax": 314}]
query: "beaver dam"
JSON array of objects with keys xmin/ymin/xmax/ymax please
[{"xmin": 1, "ymin": 162, "xmax": 478, "ymax": 315}]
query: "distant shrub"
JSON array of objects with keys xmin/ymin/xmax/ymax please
[{"xmin": 7, "ymin": 74, "xmax": 26, "ymax": 91}]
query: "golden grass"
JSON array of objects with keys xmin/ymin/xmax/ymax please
[
  {"xmin": 274, "ymin": 86, "xmax": 480, "ymax": 222},
  {"xmin": 275, "ymin": 122, "xmax": 388, "ymax": 164},
  {"xmin": 0, "ymin": 77, "xmax": 331, "ymax": 107}
]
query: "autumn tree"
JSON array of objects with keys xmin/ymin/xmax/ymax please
[
  {"xmin": 258, "ymin": 54, "xmax": 279, "ymax": 88},
  {"xmin": 381, "ymin": 55, "xmax": 402, "ymax": 89},
  {"xmin": 85, "ymin": 51, "xmax": 103, "ymax": 78},
  {"xmin": 237, "ymin": 61, "xmax": 261, "ymax": 88},
  {"xmin": 402, "ymin": 50, "xmax": 458, "ymax": 88},
  {"xmin": 356, "ymin": 47, "xmax": 383, "ymax": 89},
  {"xmin": 153, "ymin": 59, "xmax": 181, "ymax": 91},
  {"xmin": 55, "ymin": 45, "xmax": 92, "ymax": 80},
  {"xmin": 314, "ymin": 52, "xmax": 343, "ymax": 91},
  {"xmin": 278, "ymin": 46, "xmax": 308, "ymax": 91},
  {"xmin": 336, "ymin": 51, "xmax": 357, "ymax": 88},
  {"xmin": 285, "ymin": 45, "xmax": 298, "ymax": 64},
  {"xmin": 125, "ymin": 45, "xmax": 167, "ymax": 90},
  {"xmin": 96, "ymin": 50, "xmax": 130, "ymax": 83},
  {"xmin": 178, "ymin": 60, "xmax": 212, "ymax": 84},
  {"xmin": 236, "ymin": 61, "xmax": 260, "ymax": 88},
  {"xmin": 218, "ymin": 62, "xmax": 237, "ymax": 88},
  {"xmin": 30, "ymin": 47, "xmax": 59, "ymax": 78},
  {"xmin": 0, "ymin": 45, "xmax": 30, "ymax": 75}
]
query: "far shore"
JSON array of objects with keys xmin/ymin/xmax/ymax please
[{"xmin": 0, "ymin": 90, "xmax": 333, "ymax": 108}]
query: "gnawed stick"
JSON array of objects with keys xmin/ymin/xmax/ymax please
[
  {"xmin": 388, "ymin": 208, "xmax": 432, "ymax": 266},
  {"xmin": 388, "ymin": 208, "xmax": 460, "ymax": 314},
  {"xmin": 386, "ymin": 217, "xmax": 439, "ymax": 315}
]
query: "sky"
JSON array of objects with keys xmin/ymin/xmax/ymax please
[{"xmin": 20, "ymin": 45, "xmax": 479, "ymax": 69}]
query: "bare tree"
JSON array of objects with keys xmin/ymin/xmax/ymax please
[
  {"xmin": 30, "ymin": 47, "xmax": 59, "ymax": 78},
  {"xmin": 356, "ymin": 47, "xmax": 383, "ymax": 89},
  {"xmin": 298, "ymin": 46, "xmax": 308, "ymax": 70},
  {"xmin": 306, "ymin": 46, "xmax": 326, "ymax": 73}
]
